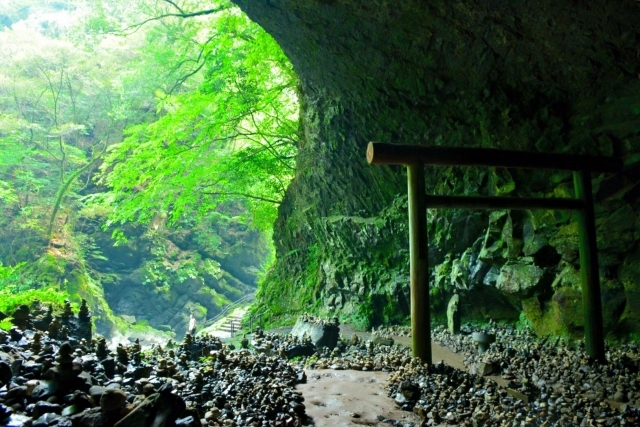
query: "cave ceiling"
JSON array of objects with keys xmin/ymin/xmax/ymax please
[{"xmin": 233, "ymin": 0, "xmax": 640, "ymax": 143}]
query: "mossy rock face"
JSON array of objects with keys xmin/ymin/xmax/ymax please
[
  {"xmin": 90, "ymin": 230, "xmax": 143, "ymax": 272},
  {"xmin": 521, "ymin": 264, "xmax": 626, "ymax": 338},
  {"xmin": 601, "ymin": 278, "xmax": 626, "ymax": 333},
  {"xmin": 433, "ymin": 256, "xmax": 452, "ymax": 290},
  {"xmin": 62, "ymin": 267, "xmax": 119, "ymax": 334},
  {"xmin": 522, "ymin": 213, "xmax": 549, "ymax": 257},
  {"xmin": 91, "ymin": 215, "xmax": 263, "ymax": 336},
  {"xmin": 596, "ymin": 203, "xmax": 636, "ymax": 267},
  {"xmin": 29, "ymin": 254, "xmax": 66, "ymax": 285},
  {"xmin": 522, "ymin": 296, "xmax": 573, "ymax": 338},
  {"xmin": 528, "ymin": 282, "xmax": 621, "ymax": 339},
  {"xmin": 620, "ymin": 247, "xmax": 640, "ymax": 293},
  {"xmin": 495, "ymin": 259, "xmax": 549, "ymax": 299},
  {"xmin": 550, "ymin": 286, "xmax": 584, "ymax": 335},
  {"xmin": 617, "ymin": 248, "xmax": 640, "ymax": 335},
  {"xmin": 234, "ymin": 0, "xmax": 640, "ymax": 337},
  {"xmin": 1, "ymin": 213, "xmax": 249, "ymax": 339},
  {"xmin": 458, "ymin": 286, "xmax": 520, "ymax": 323},
  {"xmin": 478, "ymin": 211, "xmax": 509, "ymax": 266},
  {"xmin": 618, "ymin": 290, "xmax": 640, "ymax": 336},
  {"xmin": 549, "ymin": 223, "xmax": 579, "ymax": 263}
]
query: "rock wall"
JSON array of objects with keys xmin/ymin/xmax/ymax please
[
  {"xmin": 0, "ymin": 210, "xmax": 268, "ymax": 339},
  {"xmin": 234, "ymin": 0, "xmax": 640, "ymax": 336},
  {"xmin": 83, "ymin": 213, "xmax": 267, "ymax": 337}
]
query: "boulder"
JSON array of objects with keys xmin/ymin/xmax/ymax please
[
  {"xmin": 69, "ymin": 407, "xmax": 110, "ymax": 427},
  {"xmin": 100, "ymin": 388, "xmax": 127, "ymax": 414},
  {"xmin": 32, "ymin": 413, "xmax": 60, "ymax": 427},
  {"xmin": 284, "ymin": 344, "xmax": 315, "ymax": 359},
  {"xmin": 290, "ymin": 319, "xmax": 339, "ymax": 349},
  {"xmin": 522, "ymin": 214, "xmax": 549, "ymax": 257},
  {"xmin": 549, "ymin": 222, "xmax": 579, "ymax": 263},
  {"xmin": 31, "ymin": 380, "xmax": 59, "ymax": 400},
  {"xmin": 89, "ymin": 385, "xmax": 107, "ymax": 401},
  {"xmin": 0, "ymin": 361, "xmax": 12, "ymax": 385},
  {"xmin": 496, "ymin": 259, "xmax": 550, "ymax": 298},
  {"xmin": 32, "ymin": 401, "xmax": 62, "ymax": 419}
]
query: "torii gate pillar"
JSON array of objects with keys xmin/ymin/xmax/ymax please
[{"xmin": 407, "ymin": 163, "xmax": 431, "ymax": 364}]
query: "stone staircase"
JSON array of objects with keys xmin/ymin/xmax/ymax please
[
  {"xmin": 217, "ymin": 312, "xmax": 245, "ymax": 337},
  {"xmin": 201, "ymin": 306, "xmax": 248, "ymax": 338}
]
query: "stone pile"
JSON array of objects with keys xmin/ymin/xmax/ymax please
[
  {"xmin": 301, "ymin": 333, "xmax": 409, "ymax": 372},
  {"xmin": 283, "ymin": 320, "xmax": 640, "ymax": 425},
  {"xmin": 4, "ymin": 299, "xmax": 640, "ymax": 426},
  {"xmin": 387, "ymin": 325, "xmax": 640, "ymax": 426},
  {"xmin": 0, "ymin": 306, "xmax": 309, "ymax": 427},
  {"xmin": 373, "ymin": 325, "xmax": 412, "ymax": 338},
  {"xmin": 2, "ymin": 299, "xmax": 92, "ymax": 344}
]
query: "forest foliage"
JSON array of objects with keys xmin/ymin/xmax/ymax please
[
  {"xmin": 0, "ymin": 0, "xmax": 296, "ymax": 254},
  {"xmin": 0, "ymin": 0, "xmax": 298, "ymax": 322}
]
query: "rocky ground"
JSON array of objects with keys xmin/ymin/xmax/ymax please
[
  {"xmin": 373, "ymin": 326, "xmax": 413, "ymax": 339},
  {"xmin": 0, "ymin": 302, "xmax": 310, "ymax": 427},
  {"xmin": 317, "ymin": 325, "xmax": 640, "ymax": 426},
  {"xmin": 288, "ymin": 322, "xmax": 640, "ymax": 426},
  {"xmin": 1, "ymin": 304, "xmax": 640, "ymax": 427}
]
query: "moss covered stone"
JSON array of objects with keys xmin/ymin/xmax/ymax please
[
  {"xmin": 618, "ymin": 247, "xmax": 640, "ymax": 335},
  {"xmin": 496, "ymin": 259, "xmax": 548, "ymax": 298}
]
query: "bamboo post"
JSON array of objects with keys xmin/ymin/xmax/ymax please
[
  {"xmin": 407, "ymin": 163, "xmax": 432, "ymax": 364},
  {"xmin": 573, "ymin": 169, "xmax": 606, "ymax": 363}
]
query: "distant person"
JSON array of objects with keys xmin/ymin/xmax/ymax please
[{"xmin": 188, "ymin": 313, "xmax": 196, "ymax": 336}]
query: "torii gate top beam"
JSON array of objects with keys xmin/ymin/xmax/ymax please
[{"xmin": 367, "ymin": 142, "xmax": 622, "ymax": 173}]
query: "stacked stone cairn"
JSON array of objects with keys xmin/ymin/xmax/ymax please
[
  {"xmin": 0, "ymin": 304, "xmax": 639, "ymax": 426},
  {"xmin": 0, "ymin": 302, "xmax": 310, "ymax": 426}
]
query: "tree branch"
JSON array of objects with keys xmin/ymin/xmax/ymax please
[
  {"xmin": 167, "ymin": 53, "xmax": 209, "ymax": 94},
  {"xmin": 47, "ymin": 153, "xmax": 105, "ymax": 240},
  {"xmin": 201, "ymin": 190, "xmax": 281, "ymax": 204},
  {"xmin": 123, "ymin": 5, "xmax": 230, "ymax": 33},
  {"xmin": 164, "ymin": 0, "xmax": 185, "ymax": 14}
]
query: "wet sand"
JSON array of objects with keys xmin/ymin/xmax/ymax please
[
  {"xmin": 298, "ymin": 369, "xmax": 420, "ymax": 426},
  {"xmin": 271, "ymin": 323, "xmax": 506, "ymax": 425},
  {"xmin": 297, "ymin": 336, "xmax": 471, "ymax": 426}
]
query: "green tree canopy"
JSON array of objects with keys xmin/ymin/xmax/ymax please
[{"xmin": 95, "ymin": 1, "xmax": 298, "ymax": 235}]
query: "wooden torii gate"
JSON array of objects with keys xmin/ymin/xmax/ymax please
[{"xmin": 366, "ymin": 142, "xmax": 623, "ymax": 364}]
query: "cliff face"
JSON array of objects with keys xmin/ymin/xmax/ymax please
[
  {"xmin": 83, "ymin": 212, "xmax": 267, "ymax": 337},
  {"xmin": 0, "ymin": 209, "xmax": 267, "ymax": 338},
  {"xmin": 233, "ymin": 0, "xmax": 640, "ymax": 336}
]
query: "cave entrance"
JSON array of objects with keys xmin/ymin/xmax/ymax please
[{"xmin": 367, "ymin": 142, "xmax": 622, "ymax": 364}]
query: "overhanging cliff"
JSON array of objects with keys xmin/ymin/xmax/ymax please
[{"xmin": 233, "ymin": 0, "xmax": 640, "ymax": 336}]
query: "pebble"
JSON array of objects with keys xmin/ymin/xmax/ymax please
[
  {"xmin": 0, "ymin": 302, "xmax": 310, "ymax": 426},
  {"xmin": 4, "ymin": 304, "xmax": 640, "ymax": 427}
]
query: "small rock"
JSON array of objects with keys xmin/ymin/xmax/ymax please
[{"xmin": 100, "ymin": 388, "xmax": 127, "ymax": 414}]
